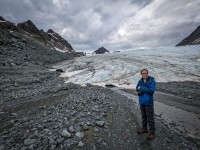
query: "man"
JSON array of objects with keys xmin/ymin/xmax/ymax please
[{"xmin": 136, "ymin": 69, "xmax": 156, "ymax": 141}]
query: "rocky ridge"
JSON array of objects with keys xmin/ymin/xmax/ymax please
[
  {"xmin": 176, "ymin": 26, "xmax": 200, "ymax": 46},
  {"xmin": 0, "ymin": 16, "xmax": 74, "ymax": 52}
]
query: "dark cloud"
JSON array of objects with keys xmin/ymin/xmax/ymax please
[
  {"xmin": 130, "ymin": 0, "xmax": 153, "ymax": 8},
  {"xmin": 0, "ymin": 0, "xmax": 199, "ymax": 51}
]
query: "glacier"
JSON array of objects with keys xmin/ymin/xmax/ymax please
[{"xmin": 53, "ymin": 45, "xmax": 200, "ymax": 88}]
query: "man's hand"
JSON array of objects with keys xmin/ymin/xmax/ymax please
[{"xmin": 138, "ymin": 86, "xmax": 141, "ymax": 90}]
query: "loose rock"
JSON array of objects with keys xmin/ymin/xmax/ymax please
[
  {"xmin": 69, "ymin": 125, "xmax": 74, "ymax": 133},
  {"xmin": 96, "ymin": 121, "xmax": 105, "ymax": 127},
  {"xmin": 61, "ymin": 129, "xmax": 71, "ymax": 138},
  {"xmin": 24, "ymin": 139, "xmax": 36, "ymax": 146},
  {"xmin": 49, "ymin": 138, "xmax": 57, "ymax": 145},
  {"xmin": 75, "ymin": 132, "xmax": 84, "ymax": 139},
  {"xmin": 78, "ymin": 141, "xmax": 84, "ymax": 147}
]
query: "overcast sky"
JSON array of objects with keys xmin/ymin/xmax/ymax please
[{"xmin": 0, "ymin": 0, "xmax": 200, "ymax": 52}]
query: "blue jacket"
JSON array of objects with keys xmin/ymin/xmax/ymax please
[{"xmin": 136, "ymin": 76, "xmax": 156, "ymax": 106}]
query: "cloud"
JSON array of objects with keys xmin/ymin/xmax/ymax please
[
  {"xmin": 130, "ymin": 0, "xmax": 153, "ymax": 8},
  {"xmin": 101, "ymin": 0, "xmax": 200, "ymax": 50},
  {"xmin": 0, "ymin": 0, "xmax": 199, "ymax": 51}
]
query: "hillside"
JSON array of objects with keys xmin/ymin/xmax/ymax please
[
  {"xmin": 0, "ymin": 16, "xmax": 74, "ymax": 53},
  {"xmin": 176, "ymin": 26, "xmax": 200, "ymax": 46},
  {"xmin": 0, "ymin": 16, "xmax": 81, "ymax": 67}
]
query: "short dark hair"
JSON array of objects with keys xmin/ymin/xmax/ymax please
[{"xmin": 140, "ymin": 68, "xmax": 148, "ymax": 74}]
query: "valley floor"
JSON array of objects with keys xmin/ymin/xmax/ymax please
[{"xmin": 0, "ymin": 65, "xmax": 200, "ymax": 150}]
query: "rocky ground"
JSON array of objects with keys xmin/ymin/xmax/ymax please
[
  {"xmin": 156, "ymin": 81, "xmax": 200, "ymax": 102},
  {"xmin": 122, "ymin": 81, "xmax": 200, "ymax": 114},
  {"xmin": 1, "ymin": 28, "xmax": 200, "ymax": 149},
  {"xmin": 0, "ymin": 63, "xmax": 200, "ymax": 149}
]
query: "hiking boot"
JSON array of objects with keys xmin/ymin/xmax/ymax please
[
  {"xmin": 137, "ymin": 128, "xmax": 148, "ymax": 134},
  {"xmin": 147, "ymin": 132, "xmax": 156, "ymax": 141}
]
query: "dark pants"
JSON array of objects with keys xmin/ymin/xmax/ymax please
[{"xmin": 140, "ymin": 105, "xmax": 155, "ymax": 133}]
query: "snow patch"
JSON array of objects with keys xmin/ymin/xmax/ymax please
[
  {"xmin": 54, "ymin": 47, "xmax": 66, "ymax": 53},
  {"xmin": 48, "ymin": 33, "xmax": 58, "ymax": 39},
  {"xmin": 25, "ymin": 31, "xmax": 30, "ymax": 35},
  {"xmin": 56, "ymin": 42, "xmax": 63, "ymax": 47},
  {"xmin": 193, "ymin": 38, "xmax": 200, "ymax": 44},
  {"xmin": 60, "ymin": 69, "xmax": 88, "ymax": 78}
]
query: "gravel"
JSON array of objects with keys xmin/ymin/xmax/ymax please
[
  {"xmin": 1, "ymin": 78, "xmax": 199, "ymax": 149},
  {"xmin": 156, "ymin": 81, "xmax": 200, "ymax": 101}
]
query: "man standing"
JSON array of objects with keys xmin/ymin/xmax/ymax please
[{"xmin": 136, "ymin": 69, "xmax": 156, "ymax": 141}]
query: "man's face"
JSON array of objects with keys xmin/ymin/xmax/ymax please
[{"xmin": 141, "ymin": 71, "xmax": 148, "ymax": 79}]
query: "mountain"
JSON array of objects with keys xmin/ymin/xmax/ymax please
[
  {"xmin": 93, "ymin": 47, "xmax": 110, "ymax": 54},
  {"xmin": 176, "ymin": 26, "xmax": 200, "ymax": 46},
  {"xmin": 0, "ymin": 16, "xmax": 74, "ymax": 52},
  {"xmin": 17, "ymin": 20, "xmax": 41, "ymax": 34},
  {"xmin": 0, "ymin": 16, "xmax": 82, "ymax": 67},
  {"xmin": 46, "ymin": 29, "xmax": 73, "ymax": 51},
  {"xmin": 0, "ymin": 16, "xmax": 18, "ymax": 30}
]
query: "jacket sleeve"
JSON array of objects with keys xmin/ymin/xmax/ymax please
[
  {"xmin": 140, "ymin": 81, "xmax": 156, "ymax": 95},
  {"xmin": 136, "ymin": 80, "xmax": 141, "ymax": 92}
]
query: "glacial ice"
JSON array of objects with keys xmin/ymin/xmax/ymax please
[{"xmin": 53, "ymin": 45, "xmax": 200, "ymax": 88}]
